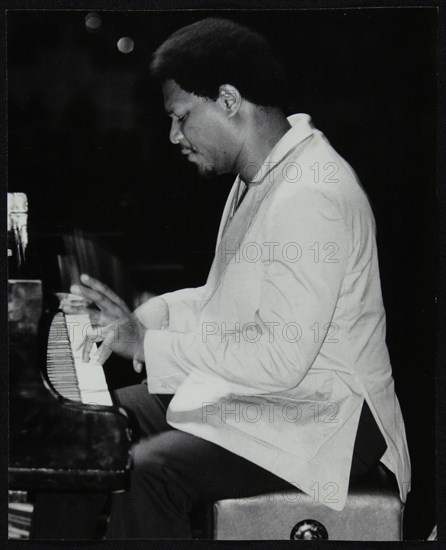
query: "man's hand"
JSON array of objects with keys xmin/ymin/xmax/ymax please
[
  {"xmin": 68, "ymin": 273, "xmax": 131, "ymax": 327},
  {"xmin": 91, "ymin": 312, "xmax": 147, "ymax": 366},
  {"xmin": 64, "ymin": 274, "xmax": 145, "ymax": 364}
]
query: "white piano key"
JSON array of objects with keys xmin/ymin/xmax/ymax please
[{"xmin": 75, "ymin": 364, "xmax": 109, "ymax": 391}]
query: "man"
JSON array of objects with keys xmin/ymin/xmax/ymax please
[{"xmin": 68, "ymin": 17, "xmax": 410, "ymax": 538}]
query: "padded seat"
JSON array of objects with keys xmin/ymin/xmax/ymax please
[{"xmin": 211, "ymin": 464, "xmax": 403, "ymax": 540}]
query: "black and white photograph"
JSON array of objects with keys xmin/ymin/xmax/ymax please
[{"xmin": 5, "ymin": 4, "xmax": 439, "ymax": 543}]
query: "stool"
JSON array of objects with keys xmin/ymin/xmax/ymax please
[{"xmin": 211, "ymin": 464, "xmax": 404, "ymax": 540}]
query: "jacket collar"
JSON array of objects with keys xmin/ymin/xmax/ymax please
[{"xmin": 248, "ymin": 113, "xmax": 315, "ymax": 185}]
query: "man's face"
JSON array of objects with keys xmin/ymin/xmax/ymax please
[{"xmin": 162, "ymin": 79, "xmax": 239, "ymax": 178}]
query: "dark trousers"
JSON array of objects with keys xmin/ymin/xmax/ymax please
[{"xmin": 32, "ymin": 383, "xmax": 386, "ymax": 539}]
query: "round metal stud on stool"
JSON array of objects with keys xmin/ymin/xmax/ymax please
[{"xmin": 290, "ymin": 519, "xmax": 329, "ymax": 540}]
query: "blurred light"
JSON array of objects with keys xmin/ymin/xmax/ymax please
[
  {"xmin": 85, "ymin": 12, "xmax": 102, "ymax": 33},
  {"xmin": 117, "ymin": 37, "xmax": 134, "ymax": 54}
]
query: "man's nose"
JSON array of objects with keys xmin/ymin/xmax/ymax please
[{"xmin": 169, "ymin": 119, "xmax": 184, "ymax": 145}]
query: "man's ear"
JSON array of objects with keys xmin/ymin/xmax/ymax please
[{"xmin": 218, "ymin": 84, "xmax": 242, "ymax": 118}]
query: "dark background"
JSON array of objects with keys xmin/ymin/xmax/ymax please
[{"xmin": 7, "ymin": 8, "xmax": 437, "ymax": 540}]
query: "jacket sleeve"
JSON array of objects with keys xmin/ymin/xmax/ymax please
[
  {"xmin": 143, "ymin": 188, "xmax": 350, "ymax": 395},
  {"xmin": 161, "ymin": 286, "xmax": 208, "ymax": 332},
  {"xmin": 134, "ymin": 286, "xmax": 207, "ymax": 332}
]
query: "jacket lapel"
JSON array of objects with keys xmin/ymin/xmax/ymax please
[
  {"xmin": 215, "ymin": 177, "xmax": 240, "ymax": 250},
  {"xmin": 208, "ymin": 114, "xmax": 315, "ymax": 287}
]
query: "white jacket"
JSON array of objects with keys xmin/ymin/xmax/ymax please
[{"xmin": 136, "ymin": 114, "xmax": 411, "ymax": 510}]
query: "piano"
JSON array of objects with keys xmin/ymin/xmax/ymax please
[
  {"xmin": 9, "ymin": 282, "xmax": 133, "ymax": 493},
  {"xmin": 8, "ymin": 193, "xmax": 133, "ymax": 537}
]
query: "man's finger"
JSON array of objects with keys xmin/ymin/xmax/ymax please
[
  {"xmin": 81, "ymin": 338, "xmax": 95, "ymax": 363},
  {"xmin": 70, "ymin": 284, "xmax": 101, "ymax": 303},
  {"xmin": 88, "ymin": 308, "xmax": 103, "ymax": 326},
  {"xmin": 94, "ymin": 335, "xmax": 114, "ymax": 366},
  {"xmin": 133, "ymin": 359, "xmax": 144, "ymax": 373},
  {"xmin": 60, "ymin": 303, "xmax": 90, "ymax": 315},
  {"xmin": 70, "ymin": 284, "xmax": 124, "ymax": 319},
  {"xmin": 80, "ymin": 274, "xmax": 130, "ymax": 312}
]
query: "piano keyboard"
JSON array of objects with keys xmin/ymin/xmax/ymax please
[{"xmin": 46, "ymin": 312, "xmax": 112, "ymax": 406}]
